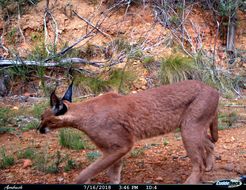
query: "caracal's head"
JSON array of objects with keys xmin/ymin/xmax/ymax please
[{"xmin": 37, "ymin": 82, "xmax": 73, "ymax": 134}]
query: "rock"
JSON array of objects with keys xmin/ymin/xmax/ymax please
[
  {"xmin": 23, "ymin": 159, "xmax": 32, "ymax": 169},
  {"xmin": 141, "ymin": 86, "xmax": 147, "ymax": 90},
  {"xmin": 235, "ymin": 166, "xmax": 245, "ymax": 175},
  {"xmin": 34, "ymin": 143, "xmax": 41, "ymax": 148},
  {"xmin": 145, "ymin": 180, "xmax": 153, "ymax": 184},
  {"xmin": 155, "ymin": 176, "xmax": 163, "ymax": 182},
  {"xmin": 175, "ymin": 177, "xmax": 182, "ymax": 183},
  {"xmin": 12, "ymin": 106, "xmax": 19, "ymax": 110},
  {"xmin": 215, "ymin": 155, "xmax": 222, "ymax": 160},
  {"xmin": 57, "ymin": 177, "xmax": 64, "ymax": 182},
  {"xmin": 139, "ymin": 77, "xmax": 147, "ymax": 86},
  {"xmin": 23, "ymin": 92, "xmax": 32, "ymax": 97},
  {"xmin": 0, "ymin": 75, "xmax": 10, "ymax": 97},
  {"xmin": 223, "ymin": 163, "xmax": 234, "ymax": 172},
  {"xmin": 172, "ymin": 156, "xmax": 179, "ymax": 160}
]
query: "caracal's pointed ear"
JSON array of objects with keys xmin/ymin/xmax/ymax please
[
  {"xmin": 50, "ymin": 90, "xmax": 60, "ymax": 107},
  {"xmin": 62, "ymin": 81, "xmax": 73, "ymax": 102},
  {"xmin": 50, "ymin": 90, "xmax": 68, "ymax": 116}
]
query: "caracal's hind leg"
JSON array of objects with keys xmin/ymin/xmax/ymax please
[
  {"xmin": 204, "ymin": 113, "xmax": 218, "ymax": 172},
  {"xmin": 107, "ymin": 159, "xmax": 123, "ymax": 184},
  {"xmin": 181, "ymin": 122, "xmax": 206, "ymax": 184},
  {"xmin": 204, "ymin": 135, "xmax": 215, "ymax": 172}
]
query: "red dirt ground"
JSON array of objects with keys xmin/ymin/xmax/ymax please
[{"xmin": 0, "ymin": 124, "xmax": 245, "ymax": 184}]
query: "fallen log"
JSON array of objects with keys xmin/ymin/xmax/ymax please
[{"xmin": 0, "ymin": 58, "xmax": 104, "ymax": 68}]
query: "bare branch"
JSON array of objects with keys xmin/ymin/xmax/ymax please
[
  {"xmin": 72, "ymin": 10, "xmax": 111, "ymax": 40},
  {"xmin": 17, "ymin": 3, "xmax": 25, "ymax": 43},
  {"xmin": 43, "ymin": 0, "xmax": 59, "ymax": 55}
]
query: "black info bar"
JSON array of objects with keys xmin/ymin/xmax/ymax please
[{"xmin": 0, "ymin": 184, "xmax": 245, "ymax": 190}]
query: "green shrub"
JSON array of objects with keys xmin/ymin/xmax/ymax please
[
  {"xmin": 0, "ymin": 127, "xmax": 14, "ymax": 134},
  {"xmin": 86, "ymin": 151, "xmax": 101, "ymax": 161},
  {"xmin": 0, "ymin": 148, "xmax": 15, "ymax": 169},
  {"xmin": 7, "ymin": 64, "xmax": 29, "ymax": 82},
  {"xmin": 74, "ymin": 75, "xmax": 108, "ymax": 94},
  {"xmin": 59, "ymin": 129, "xmax": 87, "ymax": 150},
  {"xmin": 0, "ymin": 107, "xmax": 14, "ymax": 134},
  {"xmin": 113, "ymin": 38, "xmax": 131, "ymax": 53},
  {"xmin": 159, "ymin": 54, "xmax": 197, "ymax": 84},
  {"xmin": 33, "ymin": 150, "xmax": 48, "ymax": 172},
  {"xmin": 163, "ymin": 138, "xmax": 169, "ymax": 146},
  {"xmin": 64, "ymin": 159, "xmax": 77, "ymax": 172},
  {"xmin": 107, "ymin": 69, "xmax": 136, "ymax": 92},
  {"xmin": 142, "ymin": 56, "xmax": 155, "ymax": 65},
  {"xmin": 33, "ymin": 150, "xmax": 63, "ymax": 173},
  {"xmin": 17, "ymin": 148, "xmax": 36, "ymax": 159},
  {"xmin": 74, "ymin": 68, "xmax": 136, "ymax": 94},
  {"xmin": 128, "ymin": 48, "xmax": 143, "ymax": 60},
  {"xmin": 46, "ymin": 151, "xmax": 62, "ymax": 173}
]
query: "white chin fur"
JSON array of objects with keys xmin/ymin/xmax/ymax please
[{"xmin": 45, "ymin": 127, "xmax": 50, "ymax": 133}]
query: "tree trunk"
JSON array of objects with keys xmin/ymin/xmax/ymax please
[
  {"xmin": 226, "ymin": 1, "xmax": 238, "ymax": 64},
  {"xmin": 226, "ymin": 13, "xmax": 237, "ymax": 52}
]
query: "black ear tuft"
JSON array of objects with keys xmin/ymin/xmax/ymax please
[
  {"xmin": 50, "ymin": 90, "xmax": 60, "ymax": 107},
  {"xmin": 62, "ymin": 81, "xmax": 73, "ymax": 102}
]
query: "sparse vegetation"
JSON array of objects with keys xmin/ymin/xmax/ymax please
[
  {"xmin": 0, "ymin": 103, "xmax": 46, "ymax": 134},
  {"xmin": 31, "ymin": 102, "xmax": 48, "ymax": 118},
  {"xmin": 174, "ymin": 133, "xmax": 182, "ymax": 141},
  {"xmin": 7, "ymin": 64, "xmax": 33, "ymax": 82},
  {"xmin": 0, "ymin": 0, "xmax": 40, "ymax": 8},
  {"xmin": 194, "ymin": 53, "xmax": 244, "ymax": 96},
  {"xmin": 128, "ymin": 48, "xmax": 143, "ymax": 60},
  {"xmin": 130, "ymin": 147, "xmax": 145, "ymax": 158},
  {"xmin": 0, "ymin": 107, "xmax": 11, "ymax": 126},
  {"xmin": 33, "ymin": 150, "xmax": 63, "ymax": 174},
  {"xmin": 59, "ymin": 128, "xmax": 87, "ymax": 150},
  {"xmin": 0, "ymin": 147, "xmax": 15, "ymax": 169},
  {"xmin": 113, "ymin": 38, "xmax": 132, "ymax": 53},
  {"xmin": 86, "ymin": 0, "xmax": 99, "ymax": 6},
  {"xmin": 46, "ymin": 151, "xmax": 63, "ymax": 174},
  {"xmin": 28, "ymin": 41, "xmax": 48, "ymax": 61},
  {"xmin": 21, "ymin": 120, "xmax": 39, "ymax": 132},
  {"xmin": 142, "ymin": 56, "xmax": 155, "ymax": 65},
  {"xmin": 105, "ymin": 0, "xmax": 144, "ymax": 7},
  {"xmin": 163, "ymin": 138, "xmax": 169, "ymax": 146},
  {"xmin": 33, "ymin": 149, "xmax": 48, "ymax": 172},
  {"xmin": 74, "ymin": 68, "xmax": 136, "ymax": 94},
  {"xmin": 6, "ymin": 27, "xmax": 18, "ymax": 45},
  {"xmin": 218, "ymin": 111, "xmax": 238, "ymax": 130}
]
